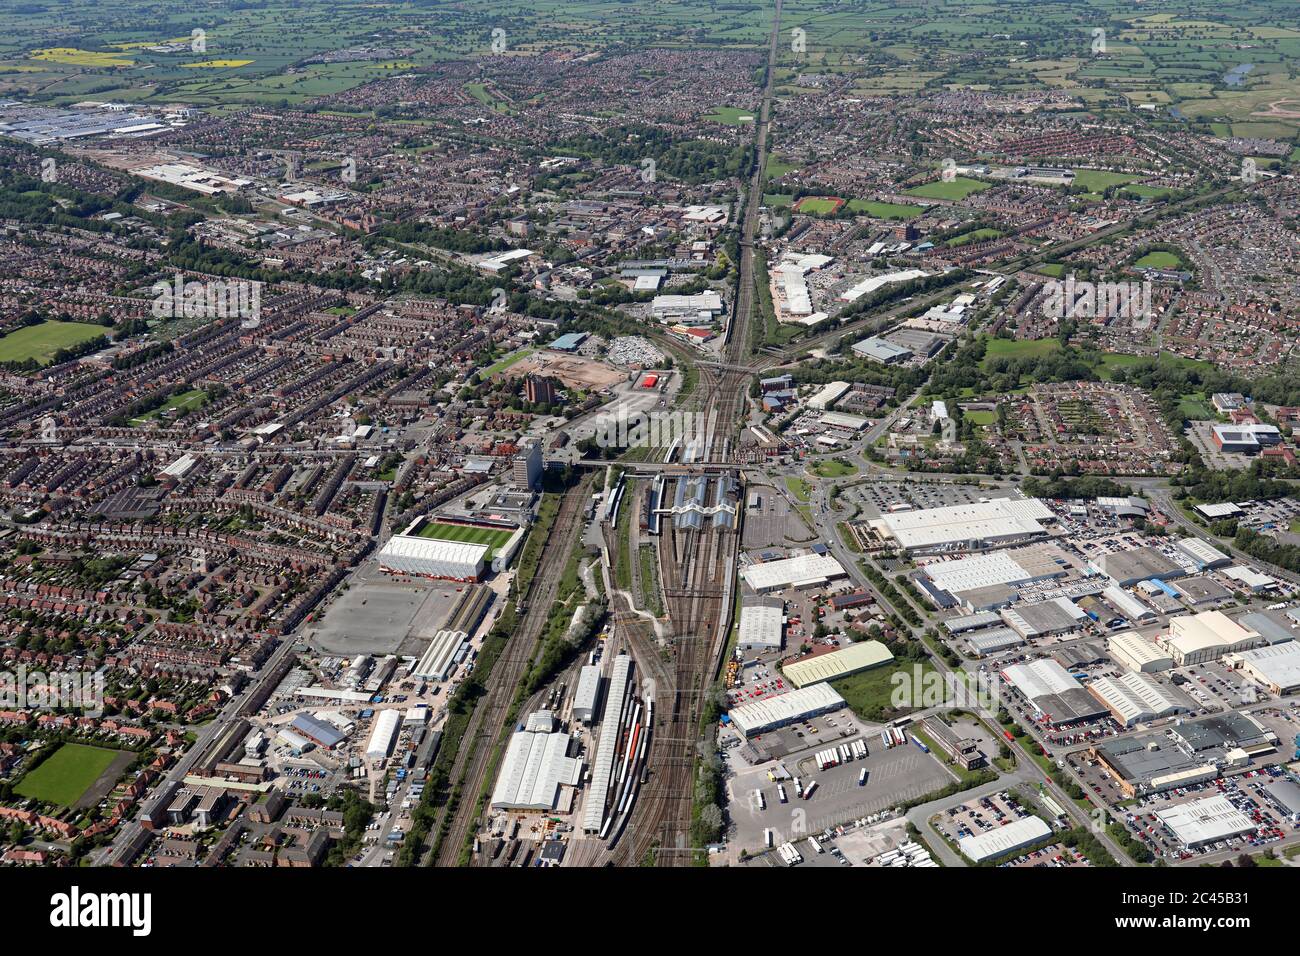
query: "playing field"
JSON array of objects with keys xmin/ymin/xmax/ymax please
[
  {"xmin": 15, "ymin": 743, "xmax": 123, "ymax": 807},
  {"xmin": 905, "ymin": 176, "xmax": 990, "ymax": 201},
  {"xmin": 0, "ymin": 320, "xmax": 105, "ymax": 365},
  {"xmin": 415, "ymin": 520, "xmax": 515, "ymax": 559}
]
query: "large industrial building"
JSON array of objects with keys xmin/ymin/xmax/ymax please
[
  {"xmin": 781, "ymin": 640, "xmax": 894, "ymax": 688},
  {"xmin": 1174, "ymin": 537, "xmax": 1231, "ymax": 571},
  {"xmin": 1108, "ymin": 631, "xmax": 1173, "ymax": 673},
  {"xmin": 1159, "ymin": 611, "xmax": 1263, "ymax": 665},
  {"xmin": 1224, "ymin": 641, "xmax": 1300, "ymax": 695},
  {"xmin": 1000, "ymin": 659, "xmax": 1106, "ymax": 725},
  {"xmin": 740, "ymin": 553, "xmax": 847, "ymax": 594},
  {"xmin": 572, "ymin": 664, "xmax": 603, "ymax": 724},
  {"xmin": 728, "ymin": 684, "xmax": 846, "ymax": 737},
  {"xmin": 1091, "ymin": 713, "xmax": 1276, "ymax": 797},
  {"xmin": 1156, "ymin": 795, "xmax": 1256, "ymax": 849},
  {"xmin": 365, "ymin": 709, "xmax": 402, "ymax": 761},
  {"xmin": 958, "ymin": 816, "xmax": 1053, "ymax": 863},
  {"xmin": 1086, "ymin": 672, "xmax": 1192, "ymax": 727},
  {"xmin": 868, "ymin": 498, "xmax": 1055, "ymax": 555},
  {"xmin": 489, "ymin": 711, "xmax": 583, "ymax": 812},
  {"xmin": 1096, "ymin": 546, "xmax": 1184, "ymax": 587}
]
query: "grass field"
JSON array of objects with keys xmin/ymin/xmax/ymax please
[
  {"xmin": 785, "ymin": 476, "xmax": 812, "ymax": 502},
  {"xmin": 0, "ymin": 320, "xmax": 105, "ymax": 365},
  {"xmin": 1134, "ymin": 250, "xmax": 1186, "ymax": 269},
  {"xmin": 793, "ymin": 196, "xmax": 845, "ymax": 215},
  {"xmin": 905, "ymin": 176, "xmax": 990, "ymax": 201},
  {"xmin": 130, "ymin": 388, "xmax": 207, "ymax": 425},
  {"xmin": 704, "ymin": 106, "xmax": 755, "ymax": 125},
  {"xmin": 809, "ymin": 457, "xmax": 856, "ymax": 478},
  {"xmin": 846, "ymin": 199, "xmax": 924, "ymax": 219},
  {"xmin": 483, "ymin": 347, "xmax": 535, "ymax": 377},
  {"xmin": 415, "ymin": 520, "xmax": 515, "ymax": 560},
  {"xmin": 981, "ymin": 337, "xmax": 1061, "ymax": 367},
  {"xmin": 831, "ymin": 660, "xmax": 936, "ymax": 722},
  {"xmin": 1072, "ymin": 169, "xmax": 1138, "ymax": 191},
  {"xmin": 15, "ymin": 743, "xmax": 123, "ymax": 807}
]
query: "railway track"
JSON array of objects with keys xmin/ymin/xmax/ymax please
[
  {"xmin": 427, "ymin": 478, "xmax": 592, "ymax": 866},
  {"xmin": 602, "ymin": 0, "xmax": 781, "ymax": 867}
]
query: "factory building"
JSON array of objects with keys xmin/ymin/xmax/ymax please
[
  {"xmin": 965, "ymin": 627, "xmax": 1026, "ymax": 656},
  {"xmin": 781, "ymin": 640, "xmax": 894, "ymax": 688},
  {"xmin": 1097, "ymin": 546, "xmax": 1184, "ymax": 587},
  {"xmin": 289, "ymin": 714, "xmax": 346, "ymax": 750},
  {"xmin": 413, "ymin": 629, "xmax": 469, "ymax": 681},
  {"xmin": 1091, "ymin": 713, "xmax": 1275, "ymax": 797},
  {"xmin": 1107, "ymin": 631, "xmax": 1173, "ymax": 673},
  {"xmin": 851, "ymin": 336, "xmax": 911, "ymax": 364},
  {"xmin": 728, "ymin": 684, "xmax": 846, "ymax": 737},
  {"xmin": 1174, "ymin": 537, "xmax": 1231, "ymax": 571},
  {"xmin": 1101, "ymin": 585, "xmax": 1156, "ymax": 623},
  {"xmin": 1000, "ymin": 659, "xmax": 1107, "ymax": 725},
  {"xmin": 1000, "ymin": 597, "xmax": 1086, "ymax": 640},
  {"xmin": 1160, "ymin": 611, "xmax": 1263, "ymax": 666},
  {"xmin": 365, "ymin": 709, "xmax": 402, "ymax": 762},
  {"xmin": 489, "ymin": 711, "xmax": 583, "ymax": 812},
  {"xmin": 959, "ymin": 816, "xmax": 1053, "ymax": 863}
]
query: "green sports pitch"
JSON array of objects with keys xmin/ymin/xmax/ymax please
[
  {"xmin": 14, "ymin": 742, "xmax": 124, "ymax": 807},
  {"xmin": 415, "ymin": 520, "xmax": 515, "ymax": 559}
]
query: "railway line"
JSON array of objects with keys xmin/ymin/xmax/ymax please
[{"xmin": 426, "ymin": 477, "xmax": 592, "ymax": 866}]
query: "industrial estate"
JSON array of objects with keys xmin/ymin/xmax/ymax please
[{"xmin": 0, "ymin": 0, "xmax": 1299, "ymax": 907}]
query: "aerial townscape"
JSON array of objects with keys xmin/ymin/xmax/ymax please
[{"xmin": 1, "ymin": 0, "xmax": 1300, "ymax": 918}]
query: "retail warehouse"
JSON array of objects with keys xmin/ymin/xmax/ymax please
[{"xmin": 868, "ymin": 497, "xmax": 1056, "ymax": 554}]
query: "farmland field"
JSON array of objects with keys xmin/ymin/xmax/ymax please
[
  {"xmin": 0, "ymin": 321, "xmax": 105, "ymax": 365},
  {"xmin": 15, "ymin": 743, "xmax": 124, "ymax": 807}
]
